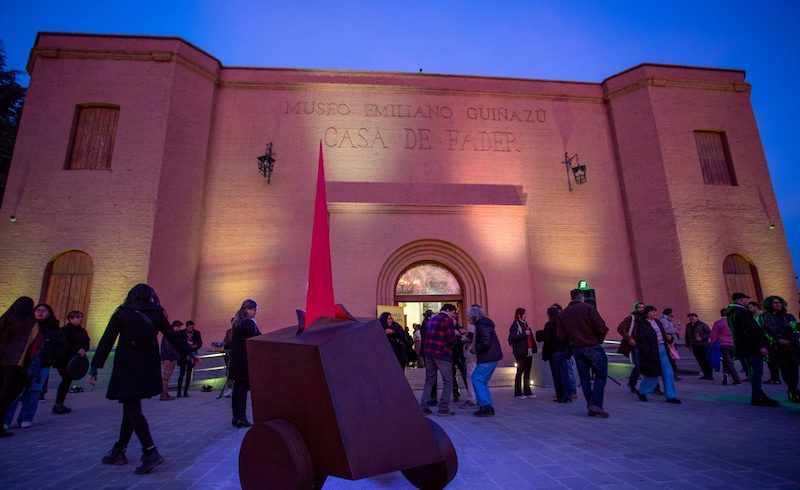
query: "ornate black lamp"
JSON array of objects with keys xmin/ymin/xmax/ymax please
[
  {"xmin": 257, "ymin": 142, "xmax": 277, "ymax": 183},
  {"xmin": 562, "ymin": 152, "xmax": 588, "ymax": 191}
]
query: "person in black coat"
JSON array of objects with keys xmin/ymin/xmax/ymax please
[
  {"xmin": 176, "ymin": 320, "xmax": 203, "ymax": 398},
  {"xmin": 537, "ymin": 305, "xmax": 572, "ymax": 402},
  {"xmin": 229, "ymin": 299, "xmax": 262, "ymax": 428},
  {"xmin": 634, "ymin": 306, "xmax": 681, "ymax": 404},
  {"xmin": 89, "ymin": 283, "xmax": 194, "ymax": 474},
  {"xmin": 381, "ymin": 312, "xmax": 409, "ymax": 371},
  {"xmin": 0, "ymin": 297, "xmax": 38, "ymax": 437},
  {"xmin": 726, "ymin": 292, "xmax": 780, "ymax": 407},
  {"xmin": 508, "ymin": 307, "xmax": 535, "ymax": 399},
  {"xmin": 53, "ymin": 310, "xmax": 91, "ymax": 414}
]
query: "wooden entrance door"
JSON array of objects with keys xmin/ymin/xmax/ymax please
[
  {"xmin": 723, "ymin": 254, "xmax": 762, "ymax": 303},
  {"xmin": 41, "ymin": 251, "xmax": 94, "ymax": 325}
]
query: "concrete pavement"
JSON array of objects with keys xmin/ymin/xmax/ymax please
[{"xmin": 1, "ymin": 368, "xmax": 798, "ymax": 489}]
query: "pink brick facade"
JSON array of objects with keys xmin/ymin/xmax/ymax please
[{"xmin": 0, "ymin": 34, "xmax": 795, "ymax": 357}]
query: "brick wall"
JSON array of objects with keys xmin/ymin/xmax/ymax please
[{"xmin": 1, "ymin": 36, "xmax": 795, "ymax": 353}]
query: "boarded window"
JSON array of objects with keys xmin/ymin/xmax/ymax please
[
  {"xmin": 40, "ymin": 250, "xmax": 94, "ymax": 327},
  {"xmin": 694, "ymin": 130, "xmax": 737, "ymax": 185},
  {"xmin": 723, "ymin": 254, "xmax": 762, "ymax": 303},
  {"xmin": 65, "ymin": 105, "xmax": 119, "ymax": 170}
]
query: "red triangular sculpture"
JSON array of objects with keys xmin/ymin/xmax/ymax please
[{"xmin": 303, "ymin": 141, "xmax": 336, "ymax": 327}]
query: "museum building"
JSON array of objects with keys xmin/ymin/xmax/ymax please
[{"xmin": 0, "ymin": 33, "xmax": 795, "ymax": 352}]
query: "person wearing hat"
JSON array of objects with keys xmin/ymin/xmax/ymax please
[
  {"xmin": 685, "ymin": 312, "xmax": 713, "ymax": 380},
  {"xmin": 617, "ymin": 301, "xmax": 646, "ymax": 393},
  {"xmin": 52, "ymin": 311, "xmax": 91, "ymax": 414},
  {"xmin": 159, "ymin": 320, "xmax": 184, "ymax": 401},
  {"xmin": 725, "ymin": 292, "xmax": 780, "ymax": 407}
]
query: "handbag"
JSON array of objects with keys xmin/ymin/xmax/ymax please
[
  {"xmin": 666, "ymin": 341, "xmax": 680, "ymax": 360},
  {"xmin": 67, "ymin": 355, "xmax": 90, "ymax": 380},
  {"xmin": 617, "ymin": 316, "xmax": 635, "ymax": 357}
]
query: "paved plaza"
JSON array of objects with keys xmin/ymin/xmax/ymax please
[{"xmin": 1, "ymin": 367, "xmax": 798, "ymax": 489}]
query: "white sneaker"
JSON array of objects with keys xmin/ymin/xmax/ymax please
[
  {"xmin": 20, "ymin": 421, "xmax": 32, "ymax": 428},
  {"xmin": 515, "ymin": 395, "xmax": 527, "ymax": 399},
  {"xmin": 2, "ymin": 424, "xmax": 8, "ymax": 431}
]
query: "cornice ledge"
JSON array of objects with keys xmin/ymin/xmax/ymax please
[
  {"xmin": 28, "ymin": 47, "xmax": 220, "ymax": 83},
  {"xmin": 604, "ymin": 76, "xmax": 751, "ymax": 100},
  {"xmin": 327, "ymin": 202, "xmax": 526, "ymax": 215}
]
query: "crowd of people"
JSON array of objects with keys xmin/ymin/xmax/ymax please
[
  {"xmin": 1, "ymin": 282, "xmax": 797, "ymax": 476},
  {"xmin": 1, "ymin": 301, "xmax": 90, "ymax": 434},
  {"xmin": 411, "ymin": 288, "xmax": 799, "ymax": 419}
]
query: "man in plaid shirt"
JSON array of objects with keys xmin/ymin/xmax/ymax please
[{"xmin": 421, "ymin": 304, "xmax": 458, "ymax": 416}]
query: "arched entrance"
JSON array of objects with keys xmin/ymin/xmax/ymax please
[
  {"xmin": 395, "ymin": 263, "xmax": 463, "ymax": 327},
  {"xmin": 40, "ymin": 250, "xmax": 94, "ymax": 324},
  {"xmin": 723, "ymin": 253, "xmax": 762, "ymax": 303},
  {"xmin": 377, "ymin": 239, "xmax": 487, "ymax": 326}
]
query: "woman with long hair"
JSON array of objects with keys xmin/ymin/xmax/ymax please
[
  {"xmin": 89, "ymin": 283, "xmax": 194, "ymax": 474},
  {"xmin": 4, "ymin": 303, "xmax": 62, "ymax": 428},
  {"xmin": 508, "ymin": 307, "xmax": 535, "ymax": 399},
  {"xmin": 381, "ymin": 312, "xmax": 411, "ymax": 371},
  {"xmin": 0, "ymin": 297, "xmax": 38, "ymax": 437},
  {"xmin": 229, "ymin": 299, "xmax": 262, "ymax": 428}
]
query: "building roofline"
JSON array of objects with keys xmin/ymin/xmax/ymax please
[
  {"xmin": 34, "ymin": 31, "xmax": 224, "ymax": 68},
  {"xmin": 603, "ymin": 62, "xmax": 746, "ymax": 84},
  {"xmin": 33, "ymin": 32, "xmax": 748, "ymax": 87}
]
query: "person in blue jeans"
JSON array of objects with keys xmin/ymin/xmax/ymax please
[
  {"xmin": 537, "ymin": 305, "xmax": 572, "ymax": 402},
  {"xmin": 4, "ymin": 303, "xmax": 62, "ymax": 429},
  {"xmin": 468, "ymin": 305, "xmax": 503, "ymax": 417},
  {"xmin": 557, "ymin": 289, "xmax": 610, "ymax": 417},
  {"xmin": 634, "ymin": 306, "xmax": 681, "ymax": 404}
]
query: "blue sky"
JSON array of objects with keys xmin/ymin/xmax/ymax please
[{"xmin": 2, "ymin": 1, "xmax": 798, "ymax": 285}]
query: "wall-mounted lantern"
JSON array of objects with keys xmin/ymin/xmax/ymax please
[
  {"xmin": 562, "ymin": 152, "xmax": 588, "ymax": 191},
  {"xmin": 257, "ymin": 142, "xmax": 276, "ymax": 183}
]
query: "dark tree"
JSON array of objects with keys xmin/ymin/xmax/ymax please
[{"xmin": 0, "ymin": 47, "xmax": 26, "ymax": 204}]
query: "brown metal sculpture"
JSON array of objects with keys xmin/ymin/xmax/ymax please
[{"xmin": 238, "ymin": 143, "xmax": 458, "ymax": 489}]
